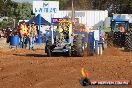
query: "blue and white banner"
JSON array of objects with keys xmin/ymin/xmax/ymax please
[{"xmin": 33, "ymin": 1, "xmax": 59, "ymax": 15}]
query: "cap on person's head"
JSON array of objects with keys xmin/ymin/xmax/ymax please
[
  {"xmin": 31, "ymin": 21, "xmax": 35, "ymax": 24},
  {"xmin": 22, "ymin": 21, "xmax": 25, "ymax": 23}
]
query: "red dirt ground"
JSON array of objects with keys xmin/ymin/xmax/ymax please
[{"xmin": 0, "ymin": 47, "xmax": 132, "ymax": 88}]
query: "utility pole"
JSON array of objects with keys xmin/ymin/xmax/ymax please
[{"xmin": 71, "ymin": 0, "xmax": 75, "ymax": 24}]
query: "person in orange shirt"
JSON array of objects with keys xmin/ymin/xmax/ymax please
[{"xmin": 19, "ymin": 21, "xmax": 28, "ymax": 48}]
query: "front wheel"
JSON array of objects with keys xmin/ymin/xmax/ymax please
[
  {"xmin": 68, "ymin": 49, "xmax": 72, "ymax": 57},
  {"xmin": 47, "ymin": 47, "xmax": 52, "ymax": 57}
]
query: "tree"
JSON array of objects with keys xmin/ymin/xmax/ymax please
[
  {"xmin": 42, "ymin": 0, "xmax": 70, "ymax": 10},
  {"xmin": 0, "ymin": 1, "xmax": 34, "ymax": 29},
  {"xmin": 92, "ymin": 0, "xmax": 132, "ymax": 16},
  {"xmin": 0, "ymin": 18, "xmax": 13, "ymax": 29},
  {"xmin": 15, "ymin": 2, "xmax": 34, "ymax": 20},
  {"xmin": 0, "ymin": 0, "xmax": 14, "ymax": 17},
  {"xmin": 43, "ymin": 0, "xmax": 92, "ymax": 10}
]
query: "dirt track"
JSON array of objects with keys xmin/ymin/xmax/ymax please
[{"xmin": 0, "ymin": 47, "xmax": 132, "ymax": 88}]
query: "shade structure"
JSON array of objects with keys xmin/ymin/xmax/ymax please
[{"xmin": 27, "ymin": 14, "xmax": 51, "ymax": 25}]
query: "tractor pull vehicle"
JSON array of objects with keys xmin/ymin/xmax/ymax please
[
  {"xmin": 106, "ymin": 18, "xmax": 132, "ymax": 51},
  {"xmin": 45, "ymin": 19, "xmax": 85, "ymax": 57}
]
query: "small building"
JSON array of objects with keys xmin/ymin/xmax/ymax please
[{"xmin": 41, "ymin": 10, "xmax": 108, "ymax": 29}]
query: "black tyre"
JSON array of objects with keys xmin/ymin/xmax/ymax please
[
  {"xmin": 68, "ymin": 49, "xmax": 72, "ymax": 57},
  {"xmin": 73, "ymin": 35, "xmax": 84, "ymax": 57},
  {"xmin": 46, "ymin": 36, "xmax": 53, "ymax": 56},
  {"xmin": 47, "ymin": 36, "xmax": 52, "ymax": 46},
  {"xmin": 45, "ymin": 46, "xmax": 47, "ymax": 53},
  {"xmin": 77, "ymin": 45, "xmax": 84, "ymax": 57},
  {"xmin": 47, "ymin": 47, "xmax": 52, "ymax": 57},
  {"xmin": 113, "ymin": 32, "xmax": 125, "ymax": 48},
  {"xmin": 105, "ymin": 32, "xmax": 114, "ymax": 47},
  {"xmin": 125, "ymin": 31, "xmax": 132, "ymax": 51}
]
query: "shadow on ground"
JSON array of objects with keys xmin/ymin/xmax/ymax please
[
  {"xmin": 13, "ymin": 53, "xmax": 81, "ymax": 57},
  {"xmin": 13, "ymin": 54, "xmax": 47, "ymax": 57},
  {"xmin": 121, "ymin": 49, "xmax": 132, "ymax": 52}
]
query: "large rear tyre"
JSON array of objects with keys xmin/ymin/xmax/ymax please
[
  {"xmin": 77, "ymin": 45, "xmax": 84, "ymax": 57},
  {"xmin": 125, "ymin": 31, "xmax": 132, "ymax": 51},
  {"xmin": 73, "ymin": 35, "xmax": 84, "ymax": 57},
  {"xmin": 105, "ymin": 32, "xmax": 114, "ymax": 47}
]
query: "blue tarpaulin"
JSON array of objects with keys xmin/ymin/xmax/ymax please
[{"xmin": 27, "ymin": 14, "xmax": 51, "ymax": 25}]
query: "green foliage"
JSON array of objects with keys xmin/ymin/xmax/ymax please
[
  {"xmin": 0, "ymin": 1, "xmax": 33, "ymax": 20},
  {"xmin": 0, "ymin": 0, "xmax": 14, "ymax": 16},
  {"xmin": 0, "ymin": 0, "xmax": 132, "ymax": 29},
  {"xmin": 44, "ymin": 0, "xmax": 132, "ymax": 15},
  {"xmin": 0, "ymin": 18, "xmax": 13, "ymax": 29},
  {"xmin": 0, "ymin": 1, "xmax": 34, "ymax": 29},
  {"xmin": 43, "ymin": 0, "xmax": 70, "ymax": 10},
  {"xmin": 92, "ymin": 0, "xmax": 132, "ymax": 16},
  {"xmin": 15, "ymin": 2, "xmax": 34, "ymax": 20}
]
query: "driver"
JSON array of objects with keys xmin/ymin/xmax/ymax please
[
  {"xmin": 63, "ymin": 24, "xmax": 69, "ymax": 42},
  {"xmin": 119, "ymin": 25, "xmax": 125, "ymax": 32}
]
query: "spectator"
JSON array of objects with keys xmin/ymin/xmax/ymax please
[
  {"xmin": 28, "ymin": 22, "xmax": 37, "ymax": 50},
  {"xmin": 19, "ymin": 21, "xmax": 28, "ymax": 48}
]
